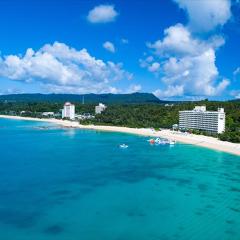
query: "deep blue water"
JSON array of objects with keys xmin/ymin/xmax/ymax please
[{"xmin": 0, "ymin": 118, "xmax": 240, "ymax": 240}]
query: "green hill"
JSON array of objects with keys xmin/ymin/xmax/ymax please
[{"xmin": 0, "ymin": 93, "xmax": 163, "ymax": 104}]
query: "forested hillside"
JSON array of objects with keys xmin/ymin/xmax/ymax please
[{"xmin": 0, "ymin": 93, "xmax": 162, "ymax": 104}]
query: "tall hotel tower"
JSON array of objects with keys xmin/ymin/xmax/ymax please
[
  {"xmin": 62, "ymin": 102, "xmax": 75, "ymax": 120},
  {"xmin": 179, "ymin": 106, "xmax": 225, "ymax": 134}
]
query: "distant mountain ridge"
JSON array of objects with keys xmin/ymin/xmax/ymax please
[
  {"xmin": 229, "ymin": 99, "xmax": 240, "ymax": 102},
  {"xmin": 0, "ymin": 93, "xmax": 163, "ymax": 104}
]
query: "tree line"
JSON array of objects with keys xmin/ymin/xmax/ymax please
[{"xmin": 0, "ymin": 100, "xmax": 240, "ymax": 143}]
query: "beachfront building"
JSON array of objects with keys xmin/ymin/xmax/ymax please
[
  {"xmin": 95, "ymin": 103, "xmax": 107, "ymax": 114},
  {"xmin": 62, "ymin": 102, "xmax": 75, "ymax": 120},
  {"xmin": 172, "ymin": 124, "xmax": 179, "ymax": 131},
  {"xmin": 179, "ymin": 106, "xmax": 225, "ymax": 134},
  {"xmin": 75, "ymin": 113, "xmax": 95, "ymax": 120},
  {"xmin": 42, "ymin": 112, "xmax": 54, "ymax": 117}
]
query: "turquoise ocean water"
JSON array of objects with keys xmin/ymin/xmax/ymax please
[{"xmin": 0, "ymin": 118, "xmax": 240, "ymax": 240}]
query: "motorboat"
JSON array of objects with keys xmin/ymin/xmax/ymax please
[
  {"xmin": 120, "ymin": 144, "xmax": 128, "ymax": 149},
  {"xmin": 148, "ymin": 138, "xmax": 176, "ymax": 145},
  {"xmin": 148, "ymin": 139, "xmax": 155, "ymax": 144},
  {"xmin": 169, "ymin": 140, "xmax": 176, "ymax": 145}
]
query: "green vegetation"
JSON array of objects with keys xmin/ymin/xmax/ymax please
[
  {"xmin": 0, "ymin": 102, "xmax": 95, "ymax": 118},
  {"xmin": 82, "ymin": 104, "xmax": 179, "ymax": 128},
  {"xmin": 0, "ymin": 93, "xmax": 161, "ymax": 104},
  {"xmin": 0, "ymin": 99, "xmax": 240, "ymax": 143}
]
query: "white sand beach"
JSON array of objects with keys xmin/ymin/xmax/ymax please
[{"xmin": 1, "ymin": 114, "xmax": 240, "ymax": 156}]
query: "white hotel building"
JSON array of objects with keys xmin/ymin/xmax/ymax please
[
  {"xmin": 95, "ymin": 103, "xmax": 107, "ymax": 114},
  {"xmin": 179, "ymin": 106, "xmax": 225, "ymax": 134},
  {"xmin": 62, "ymin": 102, "xmax": 75, "ymax": 120}
]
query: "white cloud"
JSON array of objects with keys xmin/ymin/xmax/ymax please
[
  {"xmin": 103, "ymin": 41, "xmax": 115, "ymax": 53},
  {"xmin": 148, "ymin": 62, "xmax": 160, "ymax": 73},
  {"xmin": 154, "ymin": 85, "xmax": 184, "ymax": 99},
  {"xmin": 142, "ymin": 0, "xmax": 232, "ymax": 99},
  {"xmin": 121, "ymin": 38, "xmax": 129, "ymax": 44},
  {"xmin": 174, "ymin": 0, "xmax": 231, "ymax": 32},
  {"xmin": 230, "ymin": 89, "xmax": 240, "ymax": 99},
  {"xmin": 139, "ymin": 56, "xmax": 155, "ymax": 68},
  {"xmin": 0, "ymin": 88, "xmax": 23, "ymax": 95},
  {"xmin": 42, "ymin": 83, "xmax": 120, "ymax": 94},
  {"xmin": 146, "ymin": 56, "xmax": 154, "ymax": 62},
  {"xmin": 0, "ymin": 42, "xmax": 131, "ymax": 94},
  {"xmin": 147, "ymin": 24, "xmax": 200, "ymax": 56},
  {"xmin": 146, "ymin": 25, "xmax": 229, "ymax": 98},
  {"xmin": 160, "ymin": 49, "xmax": 224, "ymax": 96},
  {"xmin": 87, "ymin": 5, "xmax": 118, "ymax": 23},
  {"xmin": 147, "ymin": 24, "xmax": 225, "ymax": 57},
  {"xmin": 127, "ymin": 84, "xmax": 142, "ymax": 93},
  {"xmin": 234, "ymin": 67, "xmax": 240, "ymax": 76}
]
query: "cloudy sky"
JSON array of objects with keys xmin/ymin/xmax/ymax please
[{"xmin": 0, "ymin": 0, "xmax": 239, "ymax": 100}]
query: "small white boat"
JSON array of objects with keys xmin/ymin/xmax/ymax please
[
  {"xmin": 120, "ymin": 144, "xmax": 128, "ymax": 149},
  {"xmin": 155, "ymin": 138, "xmax": 168, "ymax": 145},
  {"xmin": 169, "ymin": 140, "xmax": 176, "ymax": 145}
]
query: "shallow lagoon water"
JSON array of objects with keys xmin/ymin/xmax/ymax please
[{"xmin": 0, "ymin": 118, "xmax": 240, "ymax": 240}]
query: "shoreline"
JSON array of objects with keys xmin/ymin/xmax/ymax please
[{"xmin": 0, "ymin": 114, "xmax": 240, "ymax": 156}]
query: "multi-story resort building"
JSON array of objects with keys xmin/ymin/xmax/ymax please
[
  {"xmin": 42, "ymin": 112, "xmax": 55, "ymax": 117},
  {"xmin": 179, "ymin": 106, "xmax": 225, "ymax": 134},
  {"xmin": 95, "ymin": 103, "xmax": 107, "ymax": 114},
  {"xmin": 62, "ymin": 102, "xmax": 75, "ymax": 120}
]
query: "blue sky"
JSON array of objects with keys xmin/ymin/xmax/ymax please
[{"xmin": 0, "ymin": 0, "xmax": 239, "ymax": 100}]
